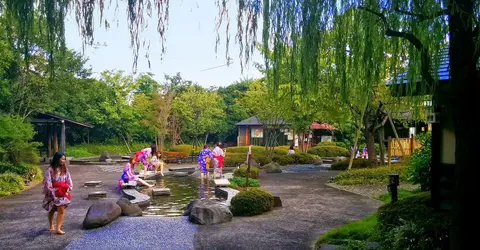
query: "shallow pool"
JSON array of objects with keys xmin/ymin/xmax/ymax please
[{"xmin": 139, "ymin": 176, "xmax": 219, "ymax": 216}]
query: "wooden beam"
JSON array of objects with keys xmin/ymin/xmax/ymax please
[
  {"xmin": 60, "ymin": 120, "xmax": 66, "ymax": 153},
  {"xmin": 54, "ymin": 126, "xmax": 58, "ymax": 153},
  {"xmin": 47, "ymin": 125, "xmax": 52, "ymax": 157}
]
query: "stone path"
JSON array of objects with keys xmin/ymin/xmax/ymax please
[{"xmin": 0, "ymin": 164, "xmax": 381, "ymax": 250}]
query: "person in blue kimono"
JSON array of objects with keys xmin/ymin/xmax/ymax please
[{"xmin": 197, "ymin": 144, "xmax": 213, "ymax": 179}]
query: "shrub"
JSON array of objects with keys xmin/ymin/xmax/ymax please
[
  {"xmin": 233, "ymin": 165, "xmax": 259, "ymax": 179},
  {"xmin": 307, "ymin": 146, "xmax": 349, "ymax": 157},
  {"xmin": 168, "ymin": 144, "xmax": 200, "ymax": 156},
  {"xmin": 334, "ymin": 165, "xmax": 407, "ymax": 185},
  {"xmin": 228, "ymin": 177, "xmax": 260, "ymax": 188},
  {"xmin": 271, "ymin": 155, "xmax": 295, "ymax": 166},
  {"xmin": 335, "ymin": 141, "xmax": 348, "ymax": 149},
  {"xmin": 407, "ymin": 133, "xmax": 431, "ymax": 191},
  {"xmin": 0, "ymin": 172, "xmax": 25, "ymax": 196},
  {"xmin": 331, "ymin": 159, "xmax": 374, "ymax": 170},
  {"xmin": 230, "ymin": 188, "xmax": 274, "ymax": 216},
  {"xmin": 0, "ymin": 162, "xmax": 42, "ymax": 181},
  {"xmin": 224, "ymin": 153, "xmax": 247, "ymax": 168},
  {"xmin": 378, "ymin": 192, "xmax": 450, "ymax": 250},
  {"xmin": 0, "ymin": 115, "xmax": 41, "ymax": 164},
  {"xmin": 272, "ymin": 153, "xmax": 316, "ymax": 166}
]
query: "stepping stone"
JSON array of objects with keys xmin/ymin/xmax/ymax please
[
  {"xmin": 214, "ymin": 179, "xmax": 230, "ymax": 187},
  {"xmin": 173, "ymin": 172, "xmax": 189, "ymax": 177},
  {"xmin": 84, "ymin": 181, "xmax": 103, "ymax": 187},
  {"xmin": 152, "ymin": 188, "xmax": 171, "ymax": 196},
  {"xmin": 88, "ymin": 191, "xmax": 107, "ymax": 200},
  {"xmin": 223, "ymin": 173, "xmax": 234, "ymax": 179},
  {"xmin": 273, "ymin": 196, "xmax": 282, "ymax": 207},
  {"xmin": 215, "ymin": 187, "xmax": 240, "ymax": 207}
]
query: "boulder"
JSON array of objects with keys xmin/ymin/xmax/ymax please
[
  {"xmin": 116, "ymin": 198, "xmax": 143, "ymax": 216},
  {"xmin": 82, "ymin": 201, "xmax": 122, "ymax": 229},
  {"xmin": 313, "ymin": 158, "xmax": 323, "ymax": 165},
  {"xmin": 183, "ymin": 199, "xmax": 202, "ymax": 216},
  {"xmin": 265, "ymin": 162, "xmax": 282, "ymax": 173},
  {"xmin": 99, "ymin": 152, "xmax": 111, "ymax": 162},
  {"xmin": 189, "ymin": 201, "xmax": 233, "ymax": 225},
  {"xmin": 273, "ymin": 196, "xmax": 283, "ymax": 207}
]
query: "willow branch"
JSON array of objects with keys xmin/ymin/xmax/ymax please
[
  {"xmin": 359, "ymin": 7, "xmax": 435, "ymax": 87},
  {"xmin": 393, "ymin": 8, "xmax": 449, "ymax": 21}
]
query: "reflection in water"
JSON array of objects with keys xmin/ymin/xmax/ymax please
[{"xmin": 141, "ymin": 176, "xmax": 218, "ymax": 216}]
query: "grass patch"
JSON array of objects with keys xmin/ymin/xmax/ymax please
[
  {"xmin": 315, "ymin": 213, "xmax": 380, "ymax": 247},
  {"xmin": 334, "ymin": 165, "xmax": 407, "ymax": 185},
  {"xmin": 228, "ymin": 177, "xmax": 260, "ymax": 189},
  {"xmin": 376, "ymin": 189, "xmax": 421, "ymax": 202}
]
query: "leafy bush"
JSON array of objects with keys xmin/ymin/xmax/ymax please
[
  {"xmin": 331, "ymin": 159, "xmax": 374, "ymax": 170},
  {"xmin": 272, "ymin": 153, "xmax": 316, "ymax": 165},
  {"xmin": 0, "ymin": 115, "xmax": 41, "ymax": 164},
  {"xmin": 168, "ymin": 144, "xmax": 200, "ymax": 156},
  {"xmin": 230, "ymin": 188, "xmax": 274, "ymax": 216},
  {"xmin": 334, "ymin": 165, "xmax": 407, "ymax": 185},
  {"xmin": 0, "ymin": 172, "xmax": 25, "ymax": 196},
  {"xmin": 307, "ymin": 146, "xmax": 349, "ymax": 157},
  {"xmin": 378, "ymin": 192, "xmax": 450, "ymax": 250},
  {"xmin": 335, "ymin": 141, "xmax": 348, "ymax": 149},
  {"xmin": 224, "ymin": 153, "xmax": 247, "ymax": 168},
  {"xmin": 407, "ymin": 133, "xmax": 431, "ymax": 191},
  {"xmin": 233, "ymin": 165, "xmax": 259, "ymax": 179},
  {"xmin": 228, "ymin": 177, "xmax": 260, "ymax": 188}
]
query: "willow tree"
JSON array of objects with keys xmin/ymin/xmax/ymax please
[{"xmin": 3, "ymin": 0, "xmax": 478, "ymax": 248}]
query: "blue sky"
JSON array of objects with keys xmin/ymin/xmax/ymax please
[{"xmin": 64, "ymin": 1, "xmax": 263, "ymax": 88}]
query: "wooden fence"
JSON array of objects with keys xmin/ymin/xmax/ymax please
[{"xmin": 387, "ymin": 136, "xmax": 422, "ymax": 166}]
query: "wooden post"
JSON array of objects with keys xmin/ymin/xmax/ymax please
[
  {"xmin": 54, "ymin": 125, "xmax": 59, "ymax": 153},
  {"xmin": 47, "ymin": 125, "xmax": 52, "ymax": 157},
  {"xmin": 60, "ymin": 120, "xmax": 66, "ymax": 153},
  {"xmin": 387, "ymin": 136, "xmax": 392, "ymax": 167},
  {"xmin": 245, "ymin": 146, "xmax": 252, "ymax": 188},
  {"xmin": 387, "ymin": 113, "xmax": 405, "ymax": 156},
  {"xmin": 245, "ymin": 126, "xmax": 249, "ymax": 146},
  {"xmin": 410, "ymin": 134, "xmax": 415, "ymax": 155}
]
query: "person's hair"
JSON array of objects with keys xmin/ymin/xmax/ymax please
[
  {"xmin": 51, "ymin": 152, "xmax": 67, "ymax": 175},
  {"xmin": 203, "ymin": 144, "xmax": 208, "ymax": 149},
  {"xmin": 150, "ymin": 144, "xmax": 157, "ymax": 154},
  {"xmin": 216, "ymin": 142, "xmax": 222, "ymax": 147},
  {"xmin": 289, "ymin": 145, "xmax": 294, "ymax": 150},
  {"xmin": 129, "ymin": 156, "xmax": 136, "ymax": 165}
]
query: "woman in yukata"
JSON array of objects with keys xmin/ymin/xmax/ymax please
[
  {"xmin": 43, "ymin": 152, "xmax": 73, "ymax": 235},
  {"xmin": 135, "ymin": 144, "xmax": 157, "ymax": 176},
  {"xmin": 212, "ymin": 142, "xmax": 225, "ymax": 178},
  {"xmin": 118, "ymin": 156, "xmax": 155, "ymax": 188},
  {"xmin": 197, "ymin": 144, "xmax": 213, "ymax": 179}
]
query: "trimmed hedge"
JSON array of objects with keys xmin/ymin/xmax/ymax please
[
  {"xmin": 334, "ymin": 165, "xmax": 407, "ymax": 185},
  {"xmin": 230, "ymin": 188, "xmax": 274, "ymax": 216},
  {"xmin": 168, "ymin": 144, "xmax": 200, "ymax": 156},
  {"xmin": 330, "ymin": 159, "xmax": 374, "ymax": 170},
  {"xmin": 0, "ymin": 172, "xmax": 25, "ymax": 196},
  {"xmin": 378, "ymin": 192, "xmax": 450, "ymax": 250},
  {"xmin": 271, "ymin": 152, "xmax": 316, "ymax": 166},
  {"xmin": 233, "ymin": 165, "xmax": 259, "ymax": 179},
  {"xmin": 228, "ymin": 177, "xmax": 260, "ymax": 188},
  {"xmin": 307, "ymin": 146, "xmax": 349, "ymax": 157}
]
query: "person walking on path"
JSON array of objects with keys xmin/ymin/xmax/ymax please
[{"xmin": 42, "ymin": 152, "xmax": 73, "ymax": 235}]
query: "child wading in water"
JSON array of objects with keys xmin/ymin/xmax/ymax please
[
  {"xmin": 197, "ymin": 144, "xmax": 213, "ymax": 179},
  {"xmin": 118, "ymin": 156, "xmax": 154, "ymax": 188},
  {"xmin": 151, "ymin": 151, "xmax": 165, "ymax": 176}
]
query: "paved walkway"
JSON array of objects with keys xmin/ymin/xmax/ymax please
[{"xmin": 0, "ymin": 165, "xmax": 381, "ymax": 250}]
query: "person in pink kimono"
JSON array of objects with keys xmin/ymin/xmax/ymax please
[
  {"xmin": 118, "ymin": 156, "xmax": 154, "ymax": 188},
  {"xmin": 43, "ymin": 152, "xmax": 72, "ymax": 235},
  {"xmin": 135, "ymin": 144, "xmax": 157, "ymax": 176}
]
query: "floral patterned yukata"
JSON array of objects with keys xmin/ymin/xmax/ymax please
[
  {"xmin": 42, "ymin": 167, "xmax": 73, "ymax": 212},
  {"xmin": 197, "ymin": 148, "xmax": 213, "ymax": 174}
]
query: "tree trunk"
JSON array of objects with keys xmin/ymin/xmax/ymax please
[
  {"xmin": 449, "ymin": 0, "xmax": 477, "ymax": 248},
  {"xmin": 378, "ymin": 127, "xmax": 385, "ymax": 165}
]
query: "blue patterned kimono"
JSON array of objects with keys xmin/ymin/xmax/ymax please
[{"xmin": 197, "ymin": 148, "xmax": 213, "ymax": 173}]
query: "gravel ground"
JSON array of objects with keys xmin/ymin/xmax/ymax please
[
  {"xmin": 65, "ymin": 216, "xmax": 196, "ymax": 250},
  {"xmin": 326, "ymin": 183, "xmax": 420, "ymax": 199}
]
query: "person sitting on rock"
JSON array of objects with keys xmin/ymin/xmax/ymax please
[
  {"xmin": 135, "ymin": 144, "xmax": 157, "ymax": 176},
  {"xmin": 118, "ymin": 156, "xmax": 154, "ymax": 188},
  {"xmin": 151, "ymin": 151, "xmax": 165, "ymax": 176}
]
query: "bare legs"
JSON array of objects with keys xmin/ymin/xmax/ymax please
[
  {"xmin": 137, "ymin": 178, "xmax": 154, "ymax": 188},
  {"xmin": 48, "ymin": 206, "xmax": 65, "ymax": 235}
]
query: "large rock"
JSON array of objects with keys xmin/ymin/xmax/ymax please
[
  {"xmin": 265, "ymin": 162, "xmax": 282, "ymax": 173},
  {"xmin": 82, "ymin": 201, "xmax": 122, "ymax": 229},
  {"xmin": 273, "ymin": 196, "xmax": 283, "ymax": 207},
  {"xmin": 152, "ymin": 188, "xmax": 171, "ymax": 196},
  {"xmin": 116, "ymin": 198, "xmax": 143, "ymax": 217},
  {"xmin": 183, "ymin": 199, "xmax": 202, "ymax": 216},
  {"xmin": 189, "ymin": 201, "xmax": 233, "ymax": 225},
  {"xmin": 99, "ymin": 152, "xmax": 111, "ymax": 162},
  {"xmin": 313, "ymin": 158, "xmax": 323, "ymax": 165}
]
